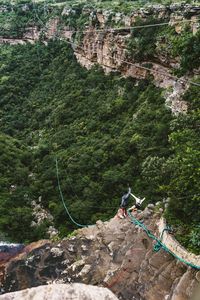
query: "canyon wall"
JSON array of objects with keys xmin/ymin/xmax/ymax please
[{"xmin": 1, "ymin": 3, "xmax": 200, "ymax": 114}]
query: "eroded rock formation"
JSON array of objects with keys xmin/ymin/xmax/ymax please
[
  {"xmin": 1, "ymin": 3, "xmax": 200, "ymax": 114},
  {"xmin": 1, "ymin": 208, "xmax": 199, "ymax": 300}
]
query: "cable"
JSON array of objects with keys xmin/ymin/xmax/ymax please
[
  {"xmin": 111, "ymin": 56, "xmax": 200, "ymax": 87},
  {"xmin": 7, "ymin": 1, "xmax": 200, "ymax": 87},
  {"xmin": 64, "ymin": 18, "xmax": 200, "ymax": 34},
  {"xmin": 6, "ymin": 5, "xmax": 200, "ymax": 33},
  {"xmin": 55, "ymin": 157, "xmax": 91, "ymax": 228}
]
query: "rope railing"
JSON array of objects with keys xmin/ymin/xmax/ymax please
[{"xmin": 127, "ymin": 209, "xmax": 200, "ymax": 270}]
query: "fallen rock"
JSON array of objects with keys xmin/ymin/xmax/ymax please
[{"xmin": 0, "ymin": 283, "xmax": 118, "ymax": 300}]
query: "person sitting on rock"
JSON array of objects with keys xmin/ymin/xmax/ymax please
[{"xmin": 120, "ymin": 186, "xmax": 132, "ymax": 218}]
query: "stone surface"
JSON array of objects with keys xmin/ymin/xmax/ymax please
[
  {"xmin": 0, "ymin": 283, "xmax": 118, "ymax": 300},
  {"xmin": 0, "ymin": 212, "xmax": 199, "ymax": 300},
  {"xmin": 31, "ymin": 199, "xmax": 58, "ymax": 239},
  {"xmin": 147, "ymin": 204, "xmax": 155, "ymax": 210},
  {"xmin": 158, "ymin": 217, "xmax": 200, "ymax": 268}
]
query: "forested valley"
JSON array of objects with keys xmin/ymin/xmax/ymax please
[{"xmin": 0, "ymin": 0, "xmax": 199, "ymax": 254}]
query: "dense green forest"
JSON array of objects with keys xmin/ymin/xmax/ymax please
[
  {"xmin": 0, "ymin": 0, "xmax": 199, "ymax": 253},
  {"xmin": 1, "ymin": 41, "xmax": 199, "ymax": 252}
]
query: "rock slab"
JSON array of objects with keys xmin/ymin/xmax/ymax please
[{"xmin": 0, "ymin": 283, "xmax": 118, "ymax": 300}]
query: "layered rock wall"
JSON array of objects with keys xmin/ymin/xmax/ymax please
[{"xmin": 1, "ymin": 3, "xmax": 199, "ymax": 114}]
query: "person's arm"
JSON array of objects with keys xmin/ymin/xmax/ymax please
[{"xmin": 130, "ymin": 193, "xmax": 145, "ymax": 204}]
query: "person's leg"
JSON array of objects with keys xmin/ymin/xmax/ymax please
[
  {"xmin": 124, "ymin": 208, "xmax": 128, "ymax": 217},
  {"xmin": 118, "ymin": 207, "xmax": 124, "ymax": 219},
  {"xmin": 121, "ymin": 208, "xmax": 125, "ymax": 218}
]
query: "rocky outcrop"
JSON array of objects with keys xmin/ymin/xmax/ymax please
[
  {"xmin": 0, "ymin": 244, "xmax": 24, "ymax": 263},
  {"xmin": 0, "ymin": 283, "xmax": 118, "ymax": 300},
  {"xmin": 0, "ymin": 240, "xmax": 49, "ymax": 295},
  {"xmin": 1, "ymin": 3, "xmax": 199, "ymax": 114},
  {"xmin": 164, "ymin": 81, "xmax": 188, "ymax": 115},
  {"xmin": 31, "ymin": 197, "xmax": 58, "ymax": 239},
  {"xmin": 1, "ymin": 209, "xmax": 199, "ymax": 300},
  {"xmin": 158, "ymin": 217, "xmax": 200, "ymax": 267},
  {"xmin": 0, "ymin": 243, "xmax": 24, "ymax": 292}
]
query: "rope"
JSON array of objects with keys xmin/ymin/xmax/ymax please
[
  {"xmin": 153, "ymin": 225, "xmax": 173, "ymax": 252},
  {"xmin": 6, "ymin": 3, "xmax": 200, "ymax": 33},
  {"xmin": 62, "ymin": 19, "xmax": 200, "ymax": 34},
  {"xmin": 56, "ymin": 157, "xmax": 200, "ymax": 269},
  {"xmin": 55, "ymin": 157, "xmax": 89, "ymax": 228},
  {"xmin": 6, "ymin": 2, "xmax": 199, "ymax": 87},
  {"xmin": 127, "ymin": 209, "xmax": 200, "ymax": 270}
]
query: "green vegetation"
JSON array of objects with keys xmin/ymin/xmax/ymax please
[
  {"xmin": 128, "ymin": 17, "xmax": 170, "ymax": 62},
  {"xmin": 0, "ymin": 1, "xmax": 62, "ymax": 38},
  {"xmin": 163, "ymin": 83, "xmax": 200, "ymax": 254},
  {"xmin": 0, "ymin": 40, "xmax": 199, "ymax": 254},
  {"xmin": 0, "ymin": 41, "xmax": 172, "ymax": 241},
  {"xmin": 128, "ymin": 18, "xmax": 200, "ymax": 75},
  {"xmin": 0, "ymin": 133, "xmax": 34, "ymax": 242},
  {"xmin": 0, "ymin": 1, "xmax": 199, "ymax": 254}
]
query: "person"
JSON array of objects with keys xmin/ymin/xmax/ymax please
[{"xmin": 120, "ymin": 186, "xmax": 131, "ymax": 218}]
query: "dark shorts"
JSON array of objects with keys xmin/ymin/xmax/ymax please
[{"xmin": 120, "ymin": 202, "xmax": 128, "ymax": 208}]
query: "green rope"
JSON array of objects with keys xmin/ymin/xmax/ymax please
[
  {"xmin": 55, "ymin": 157, "xmax": 118, "ymax": 228},
  {"xmin": 55, "ymin": 157, "xmax": 90, "ymax": 228},
  {"xmin": 154, "ymin": 225, "xmax": 172, "ymax": 252},
  {"xmin": 127, "ymin": 209, "xmax": 200, "ymax": 270},
  {"xmin": 56, "ymin": 158, "xmax": 200, "ymax": 269}
]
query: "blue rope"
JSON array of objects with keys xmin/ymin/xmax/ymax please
[{"xmin": 127, "ymin": 209, "xmax": 200, "ymax": 270}]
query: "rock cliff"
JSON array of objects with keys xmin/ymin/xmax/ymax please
[
  {"xmin": 1, "ymin": 3, "xmax": 200, "ymax": 114},
  {"xmin": 1, "ymin": 208, "xmax": 199, "ymax": 300}
]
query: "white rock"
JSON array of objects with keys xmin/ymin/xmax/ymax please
[
  {"xmin": 70, "ymin": 259, "xmax": 85, "ymax": 272},
  {"xmin": 67, "ymin": 244, "xmax": 74, "ymax": 252},
  {"xmin": 78, "ymin": 264, "xmax": 91, "ymax": 277},
  {"xmin": 147, "ymin": 204, "xmax": 155, "ymax": 209},
  {"xmin": 0, "ymin": 283, "xmax": 117, "ymax": 300},
  {"xmin": 81, "ymin": 245, "xmax": 88, "ymax": 251},
  {"xmin": 62, "ymin": 259, "xmax": 70, "ymax": 266},
  {"xmin": 50, "ymin": 247, "xmax": 63, "ymax": 257}
]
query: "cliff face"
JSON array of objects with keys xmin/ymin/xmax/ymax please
[
  {"xmin": 67, "ymin": 5, "xmax": 199, "ymax": 115},
  {"xmin": 1, "ymin": 4, "xmax": 199, "ymax": 114},
  {"xmin": 1, "ymin": 208, "xmax": 200, "ymax": 300}
]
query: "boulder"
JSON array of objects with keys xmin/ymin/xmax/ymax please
[
  {"xmin": 0, "ymin": 283, "xmax": 118, "ymax": 300},
  {"xmin": 147, "ymin": 204, "xmax": 155, "ymax": 210}
]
